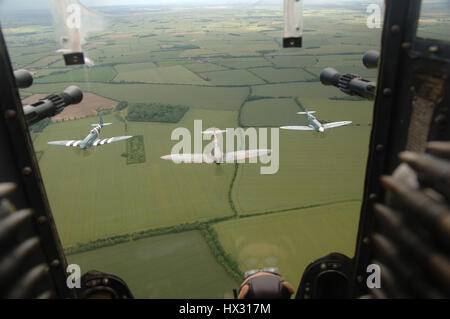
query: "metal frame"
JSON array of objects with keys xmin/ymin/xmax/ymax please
[
  {"xmin": 351, "ymin": 0, "xmax": 450, "ymax": 296},
  {"xmin": 0, "ymin": 28, "xmax": 74, "ymax": 298}
]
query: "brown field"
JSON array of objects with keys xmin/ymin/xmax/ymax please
[
  {"xmin": 26, "ymin": 55, "xmax": 61, "ymax": 68},
  {"xmin": 22, "ymin": 93, "xmax": 118, "ymax": 121},
  {"xmin": 172, "ymin": 31, "xmax": 206, "ymax": 36}
]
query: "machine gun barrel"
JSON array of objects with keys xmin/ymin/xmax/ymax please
[
  {"xmin": 22, "ymin": 86, "xmax": 83, "ymax": 126},
  {"xmin": 320, "ymin": 67, "xmax": 376, "ymax": 100},
  {"xmin": 380, "ymin": 175, "xmax": 450, "ymax": 246},
  {"xmin": 371, "ymin": 233, "xmax": 444, "ymax": 298},
  {"xmin": 362, "ymin": 50, "xmax": 379, "ymax": 69},
  {"xmin": 13, "ymin": 69, "xmax": 33, "ymax": 89},
  {"xmin": 374, "ymin": 203, "xmax": 450, "ymax": 294}
]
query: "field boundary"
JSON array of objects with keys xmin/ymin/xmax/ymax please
[{"xmin": 64, "ymin": 199, "xmax": 360, "ymax": 282}]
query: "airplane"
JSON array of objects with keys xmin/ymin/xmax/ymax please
[
  {"xmin": 280, "ymin": 108, "xmax": 352, "ymax": 133},
  {"xmin": 48, "ymin": 117, "xmax": 132, "ymax": 149},
  {"xmin": 160, "ymin": 127, "xmax": 271, "ymax": 165}
]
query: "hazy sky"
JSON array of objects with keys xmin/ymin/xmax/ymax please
[{"xmin": 0, "ymin": 0, "xmax": 370, "ymax": 12}]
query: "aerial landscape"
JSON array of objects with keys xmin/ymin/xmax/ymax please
[{"xmin": 1, "ymin": 0, "xmax": 392, "ymax": 298}]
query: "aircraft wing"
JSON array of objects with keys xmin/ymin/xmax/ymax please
[
  {"xmin": 160, "ymin": 154, "xmax": 207, "ymax": 163},
  {"xmin": 48, "ymin": 140, "xmax": 83, "ymax": 147},
  {"xmin": 280, "ymin": 126, "xmax": 314, "ymax": 131},
  {"xmin": 223, "ymin": 149, "xmax": 271, "ymax": 163},
  {"xmin": 92, "ymin": 136, "xmax": 133, "ymax": 146},
  {"xmin": 323, "ymin": 121, "xmax": 352, "ymax": 130}
]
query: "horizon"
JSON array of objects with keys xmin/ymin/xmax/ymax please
[{"xmin": 0, "ymin": 0, "xmax": 380, "ymax": 13}]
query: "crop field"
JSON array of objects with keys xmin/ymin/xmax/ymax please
[
  {"xmin": 251, "ymin": 82, "xmax": 355, "ymax": 99},
  {"xmin": 213, "ymin": 57, "xmax": 272, "ymax": 69},
  {"xmin": 240, "ymin": 98, "xmax": 304, "ymax": 127},
  {"xmin": 114, "ymin": 65, "xmax": 208, "ymax": 85},
  {"xmin": 114, "ymin": 62, "xmax": 158, "ymax": 73},
  {"xmin": 38, "ymin": 66, "xmax": 118, "ymax": 83},
  {"xmin": 125, "ymin": 136, "xmax": 146, "ymax": 165},
  {"xmin": 183, "ymin": 62, "xmax": 228, "ymax": 73},
  {"xmin": 5, "ymin": 4, "xmax": 383, "ymax": 298},
  {"xmin": 202, "ymin": 69, "xmax": 265, "ymax": 86},
  {"xmin": 33, "ymin": 109, "xmax": 238, "ymax": 248},
  {"xmin": 249, "ymin": 67, "xmax": 316, "ymax": 83},
  {"xmin": 213, "ymin": 201, "xmax": 361, "ymax": 289},
  {"xmin": 24, "ymin": 82, "xmax": 249, "ymax": 111},
  {"xmin": 231, "ymin": 123, "xmax": 371, "ymax": 215},
  {"xmin": 68, "ymin": 231, "xmax": 238, "ymax": 298}
]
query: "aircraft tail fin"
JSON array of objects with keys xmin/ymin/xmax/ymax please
[
  {"xmin": 298, "ymin": 105, "xmax": 316, "ymax": 115},
  {"xmin": 297, "ymin": 111, "xmax": 316, "ymax": 115},
  {"xmin": 201, "ymin": 128, "xmax": 227, "ymax": 135},
  {"xmin": 92, "ymin": 116, "xmax": 112, "ymax": 127}
]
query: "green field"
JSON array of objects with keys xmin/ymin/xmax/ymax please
[
  {"xmin": 68, "ymin": 231, "xmax": 238, "ymax": 298},
  {"xmin": 125, "ymin": 135, "xmax": 146, "ymax": 165},
  {"xmin": 202, "ymin": 69, "xmax": 265, "ymax": 86},
  {"xmin": 25, "ymin": 82, "xmax": 249, "ymax": 111},
  {"xmin": 232, "ymin": 105, "xmax": 372, "ymax": 214},
  {"xmin": 184, "ymin": 62, "xmax": 228, "ymax": 73},
  {"xmin": 214, "ymin": 201, "xmax": 361, "ymax": 289},
  {"xmin": 39, "ymin": 66, "xmax": 117, "ymax": 83},
  {"xmin": 240, "ymin": 98, "xmax": 303, "ymax": 127},
  {"xmin": 114, "ymin": 65, "xmax": 208, "ymax": 85},
  {"xmin": 34, "ymin": 109, "xmax": 238, "ymax": 248},
  {"xmin": 249, "ymin": 67, "xmax": 316, "ymax": 83}
]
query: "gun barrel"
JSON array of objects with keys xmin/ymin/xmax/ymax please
[
  {"xmin": 23, "ymin": 86, "xmax": 83, "ymax": 126},
  {"xmin": 320, "ymin": 67, "xmax": 376, "ymax": 100},
  {"xmin": 14, "ymin": 69, "xmax": 33, "ymax": 89},
  {"xmin": 363, "ymin": 50, "xmax": 380, "ymax": 69}
]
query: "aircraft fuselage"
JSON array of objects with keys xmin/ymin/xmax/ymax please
[
  {"xmin": 306, "ymin": 113, "xmax": 325, "ymax": 133},
  {"xmin": 80, "ymin": 125, "xmax": 101, "ymax": 149}
]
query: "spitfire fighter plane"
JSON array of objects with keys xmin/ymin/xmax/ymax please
[
  {"xmin": 281, "ymin": 108, "xmax": 352, "ymax": 133},
  {"xmin": 48, "ymin": 117, "xmax": 132, "ymax": 149},
  {"xmin": 161, "ymin": 128, "xmax": 271, "ymax": 165}
]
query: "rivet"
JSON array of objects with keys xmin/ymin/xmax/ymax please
[
  {"xmin": 435, "ymin": 114, "xmax": 447, "ymax": 125},
  {"xmin": 429, "ymin": 46, "xmax": 439, "ymax": 53},
  {"xmin": 51, "ymin": 259, "xmax": 60, "ymax": 267},
  {"xmin": 401, "ymin": 42, "xmax": 411, "ymax": 49},
  {"xmin": 363, "ymin": 237, "xmax": 370, "ymax": 244},
  {"xmin": 369, "ymin": 193, "xmax": 377, "ymax": 200},
  {"xmin": 5, "ymin": 109, "xmax": 16, "ymax": 119},
  {"xmin": 22, "ymin": 167, "xmax": 32, "ymax": 176},
  {"xmin": 376, "ymin": 144, "xmax": 384, "ymax": 151},
  {"xmin": 390, "ymin": 25, "xmax": 400, "ymax": 33},
  {"xmin": 102, "ymin": 278, "xmax": 109, "ymax": 285},
  {"xmin": 383, "ymin": 88, "xmax": 392, "ymax": 96},
  {"xmin": 37, "ymin": 216, "xmax": 47, "ymax": 224},
  {"xmin": 320, "ymin": 263, "xmax": 327, "ymax": 270}
]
